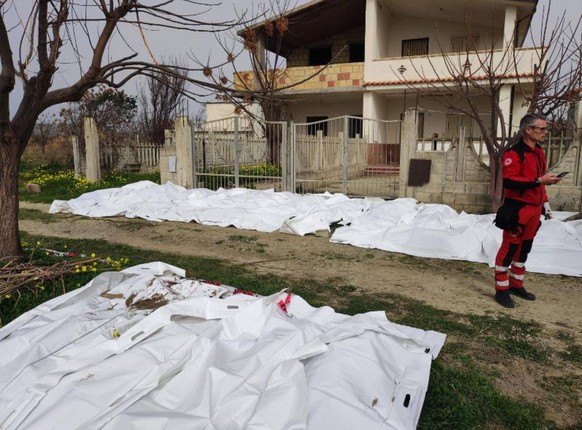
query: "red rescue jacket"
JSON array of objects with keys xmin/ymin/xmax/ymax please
[{"xmin": 501, "ymin": 139, "xmax": 548, "ymax": 206}]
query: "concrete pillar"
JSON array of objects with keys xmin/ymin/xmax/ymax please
[
  {"xmin": 363, "ymin": 92, "xmax": 385, "ymax": 135},
  {"xmin": 174, "ymin": 116, "xmax": 195, "ymax": 188},
  {"xmin": 364, "ymin": 0, "xmax": 379, "ymax": 69},
  {"xmin": 364, "ymin": 0, "xmax": 389, "ymax": 81},
  {"xmin": 84, "ymin": 116, "xmax": 101, "ymax": 182},
  {"xmin": 160, "ymin": 129, "xmax": 177, "ymax": 185},
  {"xmin": 362, "ymin": 92, "xmax": 375, "ymax": 121},
  {"xmin": 72, "ymin": 136, "xmax": 82, "ymax": 178},
  {"xmin": 399, "ymin": 108, "xmax": 418, "ymax": 197},
  {"xmin": 254, "ymin": 36, "xmax": 266, "ymax": 91},
  {"xmin": 503, "ymin": 6, "xmax": 517, "ymax": 48}
]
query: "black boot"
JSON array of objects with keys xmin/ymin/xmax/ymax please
[
  {"xmin": 495, "ymin": 290, "xmax": 515, "ymax": 308},
  {"xmin": 509, "ymin": 287, "xmax": 536, "ymax": 301}
]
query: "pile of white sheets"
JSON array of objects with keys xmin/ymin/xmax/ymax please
[
  {"xmin": 0, "ymin": 263, "xmax": 446, "ymax": 429},
  {"xmin": 49, "ymin": 182, "xmax": 582, "ymax": 277}
]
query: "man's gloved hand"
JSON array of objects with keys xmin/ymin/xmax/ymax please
[{"xmin": 543, "ymin": 202, "xmax": 552, "ymax": 220}]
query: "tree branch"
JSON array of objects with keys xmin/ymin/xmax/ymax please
[{"xmin": 0, "ymin": 11, "xmax": 16, "ymax": 124}]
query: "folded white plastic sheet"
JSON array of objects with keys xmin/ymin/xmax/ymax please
[
  {"xmin": 0, "ymin": 263, "xmax": 445, "ymax": 430},
  {"xmin": 49, "ymin": 182, "xmax": 582, "ymax": 277}
]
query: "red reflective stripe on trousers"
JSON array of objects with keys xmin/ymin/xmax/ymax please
[{"xmin": 494, "ymin": 204, "xmax": 542, "ymax": 292}]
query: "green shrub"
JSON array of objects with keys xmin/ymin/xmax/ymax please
[
  {"xmin": 19, "ymin": 168, "xmax": 161, "ymax": 202},
  {"xmin": 240, "ymin": 163, "xmax": 281, "ymax": 177}
]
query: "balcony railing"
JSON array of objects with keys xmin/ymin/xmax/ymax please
[{"xmin": 364, "ymin": 46, "xmax": 541, "ymax": 87}]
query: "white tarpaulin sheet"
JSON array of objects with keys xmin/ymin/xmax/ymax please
[
  {"xmin": 49, "ymin": 182, "xmax": 582, "ymax": 277},
  {"xmin": 0, "ymin": 263, "xmax": 445, "ymax": 430}
]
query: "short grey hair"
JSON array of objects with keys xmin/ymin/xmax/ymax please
[{"xmin": 519, "ymin": 113, "xmax": 547, "ymax": 133}]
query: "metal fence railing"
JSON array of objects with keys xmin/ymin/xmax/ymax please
[
  {"xmin": 292, "ymin": 116, "xmax": 401, "ymax": 198},
  {"xmin": 135, "ymin": 142, "xmax": 160, "ymax": 168},
  {"xmin": 192, "ymin": 117, "xmax": 287, "ymax": 192}
]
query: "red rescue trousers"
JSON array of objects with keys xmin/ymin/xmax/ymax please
[{"xmin": 494, "ymin": 204, "xmax": 542, "ymax": 291}]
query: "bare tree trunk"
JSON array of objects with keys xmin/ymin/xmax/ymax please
[
  {"xmin": 263, "ymin": 102, "xmax": 282, "ymax": 165},
  {"xmin": 490, "ymin": 157, "xmax": 504, "ymax": 210},
  {"xmin": 0, "ymin": 134, "xmax": 23, "ymax": 259},
  {"xmin": 265, "ymin": 124, "xmax": 281, "ymax": 165}
]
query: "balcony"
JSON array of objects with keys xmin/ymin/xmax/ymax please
[
  {"xmin": 234, "ymin": 63, "xmax": 364, "ymax": 93},
  {"xmin": 364, "ymin": 46, "xmax": 540, "ymax": 90}
]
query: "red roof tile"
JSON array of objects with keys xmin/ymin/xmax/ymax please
[{"xmin": 364, "ymin": 72, "xmax": 536, "ymax": 87}]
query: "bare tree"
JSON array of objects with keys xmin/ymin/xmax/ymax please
[
  {"xmin": 138, "ymin": 58, "xmax": 187, "ymax": 146},
  {"xmin": 400, "ymin": 2, "xmax": 582, "ymax": 208},
  {"xmin": 60, "ymin": 86, "xmax": 137, "ymax": 168},
  {"xmin": 28, "ymin": 114, "xmax": 59, "ymax": 160},
  {"xmin": 205, "ymin": 0, "xmax": 345, "ymax": 163},
  {"xmin": 0, "ymin": 0, "xmax": 247, "ymax": 260}
]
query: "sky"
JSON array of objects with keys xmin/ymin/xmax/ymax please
[{"xmin": 3, "ymin": 0, "xmax": 581, "ymax": 119}]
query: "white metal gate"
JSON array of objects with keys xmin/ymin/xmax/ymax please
[
  {"xmin": 192, "ymin": 117, "xmax": 287, "ymax": 191},
  {"xmin": 291, "ymin": 116, "xmax": 402, "ymax": 198},
  {"xmin": 190, "ymin": 115, "xmax": 402, "ymax": 198}
]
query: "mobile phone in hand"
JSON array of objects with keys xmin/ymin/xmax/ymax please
[{"xmin": 557, "ymin": 172, "xmax": 569, "ymax": 178}]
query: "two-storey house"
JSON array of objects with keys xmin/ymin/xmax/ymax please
[{"xmin": 232, "ymin": 0, "xmax": 538, "ymax": 153}]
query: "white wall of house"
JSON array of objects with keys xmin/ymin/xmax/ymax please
[
  {"xmin": 206, "ymin": 102, "xmax": 263, "ymax": 123},
  {"xmin": 363, "ymin": 92, "xmax": 493, "ymax": 139},
  {"xmin": 384, "ymin": 16, "xmax": 500, "ymax": 57},
  {"xmin": 205, "ymin": 102, "xmax": 264, "ymax": 133},
  {"xmin": 511, "ymin": 91, "xmax": 531, "ymax": 132},
  {"xmin": 287, "ymin": 94, "xmax": 363, "ymax": 123},
  {"xmin": 363, "ymin": 92, "xmax": 395, "ymax": 143}
]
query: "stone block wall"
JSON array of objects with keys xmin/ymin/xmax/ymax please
[
  {"xmin": 405, "ymin": 140, "xmax": 581, "ymax": 213},
  {"xmin": 233, "ymin": 26, "xmax": 365, "ymax": 93},
  {"xmin": 399, "ymin": 105, "xmax": 582, "ymax": 213},
  {"xmin": 545, "ymin": 141, "xmax": 582, "ymax": 211},
  {"xmin": 234, "ymin": 63, "xmax": 364, "ymax": 92}
]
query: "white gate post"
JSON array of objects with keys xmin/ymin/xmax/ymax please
[
  {"xmin": 84, "ymin": 116, "xmax": 101, "ymax": 182},
  {"xmin": 72, "ymin": 135, "xmax": 82, "ymax": 178},
  {"xmin": 234, "ymin": 117, "xmax": 240, "ymax": 188},
  {"xmin": 399, "ymin": 108, "xmax": 417, "ymax": 197},
  {"xmin": 175, "ymin": 116, "xmax": 194, "ymax": 188},
  {"xmin": 290, "ymin": 121, "xmax": 296, "ymax": 193},
  {"xmin": 281, "ymin": 122, "xmax": 288, "ymax": 192}
]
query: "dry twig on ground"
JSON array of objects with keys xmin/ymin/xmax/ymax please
[{"xmin": 0, "ymin": 258, "xmax": 99, "ymax": 297}]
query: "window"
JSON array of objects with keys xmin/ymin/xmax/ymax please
[
  {"xmin": 306, "ymin": 116, "xmax": 328, "ymax": 136},
  {"xmin": 401, "ymin": 38, "xmax": 429, "ymax": 56},
  {"xmin": 349, "ymin": 42, "xmax": 365, "ymax": 62},
  {"xmin": 451, "ymin": 34, "xmax": 480, "ymax": 52},
  {"xmin": 348, "ymin": 116, "xmax": 363, "ymax": 138},
  {"xmin": 309, "ymin": 46, "xmax": 332, "ymax": 66}
]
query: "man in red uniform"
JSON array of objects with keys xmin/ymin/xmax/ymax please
[{"xmin": 494, "ymin": 113, "xmax": 562, "ymax": 308}]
